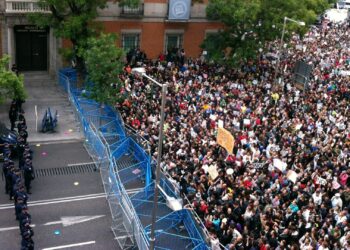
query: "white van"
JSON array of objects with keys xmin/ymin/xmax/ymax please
[{"xmin": 337, "ymin": 0, "xmax": 350, "ymax": 9}]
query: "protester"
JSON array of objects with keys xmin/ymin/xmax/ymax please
[{"xmin": 117, "ymin": 21, "xmax": 350, "ymax": 249}]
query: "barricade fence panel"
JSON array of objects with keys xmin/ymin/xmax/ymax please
[{"xmin": 58, "ymin": 69, "xmax": 207, "ymax": 250}]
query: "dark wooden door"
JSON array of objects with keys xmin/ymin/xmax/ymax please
[
  {"xmin": 16, "ymin": 32, "xmax": 31, "ymax": 71},
  {"xmin": 15, "ymin": 26, "xmax": 48, "ymax": 71},
  {"xmin": 31, "ymin": 33, "xmax": 47, "ymax": 70}
]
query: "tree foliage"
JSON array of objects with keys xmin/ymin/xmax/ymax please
[
  {"xmin": 118, "ymin": 0, "xmax": 140, "ymax": 7},
  {"xmin": 29, "ymin": 0, "xmax": 108, "ymax": 71},
  {"xmin": 204, "ymin": 0, "xmax": 332, "ymax": 64},
  {"xmin": 0, "ymin": 55, "xmax": 26, "ymax": 103},
  {"xmin": 79, "ymin": 33, "xmax": 125, "ymax": 106},
  {"xmin": 29, "ymin": 0, "xmax": 141, "ymax": 70}
]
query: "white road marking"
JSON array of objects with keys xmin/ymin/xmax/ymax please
[
  {"xmin": 0, "ymin": 224, "xmax": 36, "ymax": 232},
  {"xmin": 29, "ymin": 139, "xmax": 84, "ymax": 146},
  {"xmin": 0, "ymin": 226, "xmax": 18, "ymax": 232},
  {"xmin": 44, "ymin": 215, "xmax": 105, "ymax": 227},
  {"xmin": 0, "ymin": 194, "xmax": 106, "ymax": 209},
  {"xmin": 114, "ymin": 235, "xmax": 130, "ymax": 240},
  {"xmin": 0, "ymin": 193, "xmax": 105, "ymax": 208},
  {"xmin": 67, "ymin": 162, "xmax": 95, "ymax": 167},
  {"xmin": 41, "ymin": 240, "xmax": 96, "ymax": 250},
  {"xmin": 0, "ymin": 188, "xmax": 142, "ymax": 210},
  {"xmin": 43, "ymin": 220, "xmax": 62, "ymax": 226}
]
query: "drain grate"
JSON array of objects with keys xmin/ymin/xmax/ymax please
[
  {"xmin": 115, "ymin": 154, "xmax": 138, "ymax": 172},
  {"xmin": 34, "ymin": 162, "xmax": 96, "ymax": 177}
]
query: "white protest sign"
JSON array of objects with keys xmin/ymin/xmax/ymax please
[
  {"xmin": 286, "ymin": 170, "xmax": 298, "ymax": 183},
  {"xmin": 208, "ymin": 165, "xmax": 219, "ymax": 180},
  {"xmin": 273, "ymin": 159, "xmax": 287, "ymax": 172}
]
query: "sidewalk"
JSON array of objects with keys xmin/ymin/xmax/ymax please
[{"xmin": 0, "ymin": 71, "xmax": 83, "ymax": 143}]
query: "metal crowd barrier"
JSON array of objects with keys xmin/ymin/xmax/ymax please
[{"xmin": 58, "ymin": 69, "xmax": 208, "ymax": 250}]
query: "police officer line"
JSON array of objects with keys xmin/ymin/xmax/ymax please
[{"xmin": 0, "ymin": 188, "xmax": 143, "ymax": 210}]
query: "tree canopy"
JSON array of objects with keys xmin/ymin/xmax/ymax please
[
  {"xmin": 79, "ymin": 33, "xmax": 125, "ymax": 106},
  {"xmin": 0, "ymin": 56, "xmax": 26, "ymax": 103},
  {"xmin": 203, "ymin": 0, "xmax": 333, "ymax": 64},
  {"xmin": 29, "ymin": 0, "xmax": 108, "ymax": 71},
  {"xmin": 29, "ymin": 0, "xmax": 139, "ymax": 72}
]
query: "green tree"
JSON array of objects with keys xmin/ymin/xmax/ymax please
[
  {"xmin": 79, "ymin": 33, "xmax": 125, "ymax": 107},
  {"xmin": 204, "ymin": 0, "xmax": 331, "ymax": 65},
  {"xmin": 29, "ymin": 0, "xmax": 140, "ymax": 73},
  {"xmin": 29, "ymin": 0, "xmax": 108, "ymax": 73},
  {"xmin": 0, "ymin": 55, "xmax": 26, "ymax": 103}
]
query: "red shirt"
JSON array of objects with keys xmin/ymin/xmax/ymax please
[
  {"xmin": 256, "ymin": 118, "xmax": 261, "ymax": 125},
  {"xmin": 132, "ymin": 119, "xmax": 140, "ymax": 128},
  {"xmin": 243, "ymin": 179, "xmax": 252, "ymax": 189}
]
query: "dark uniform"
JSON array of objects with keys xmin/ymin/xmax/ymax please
[
  {"xmin": 11, "ymin": 169, "xmax": 22, "ymax": 199},
  {"xmin": 17, "ymin": 121, "xmax": 26, "ymax": 133},
  {"xmin": 19, "ymin": 130, "xmax": 28, "ymax": 144},
  {"xmin": 23, "ymin": 160, "xmax": 34, "ymax": 194},
  {"xmin": 18, "ymin": 141, "xmax": 26, "ymax": 170},
  {"xmin": 9, "ymin": 104, "xmax": 17, "ymax": 131},
  {"xmin": 21, "ymin": 235, "xmax": 34, "ymax": 250},
  {"xmin": 20, "ymin": 225, "xmax": 34, "ymax": 238},
  {"xmin": 2, "ymin": 159, "xmax": 12, "ymax": 194},
  {"xmin": 15, "ymin": 189, "xmax": 28, "ymax": 220},
  {"xmin": 18, "ymin": 111, "xmax": 26, "ymax": 127},
  {"xmin": 15, "ymin": 186, "xmax": 28, "ymax": 204},
  {"xmin": 3, "ymin": 143, "xmax": 12, "ymax": 159},
  {"xmin": 19, "ymin": 209, "xmax": 31, "ymax": 232},
  {"xmin": 7, "ymin": 167, "xmax": 16, "ymax": 200},
  {"xmin": 15, "ymin": 199, "xmax": 26, "ymax": 220},
  {"xmin": 23, "ymin": 147, "xmax": 33, "ymax": 161},
  {"xmin": 15, "ymin": 98, "xmax": 25, "ymax": 112}
]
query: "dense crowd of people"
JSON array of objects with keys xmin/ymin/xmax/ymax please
[
  {"xmin": 117, "ymin": 21, "xmax": 350, "ymax": 249},
  {"xmin": 3, "ymin": 100, "xmax": 35, "ymax": 250}
]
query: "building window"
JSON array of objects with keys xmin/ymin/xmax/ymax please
[
  {"xmin": 165, "ymin": 34, "xmax": 183, "ymax": 53},
  {"xmin": 205, "ymin": 29, "xmax": 219, "ymax": 39},
  {"xmin": 122, "ymin": 34, "xmax": 140, "ymax": 52}
]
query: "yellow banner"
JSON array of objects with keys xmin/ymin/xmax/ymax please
[
  {"xmin": 203, "ymin": 104, "xmax": 210, "ymax": 110},
  {"xmin": 217, "ymin": 127, "xmax": 234, "ymax": 154}
]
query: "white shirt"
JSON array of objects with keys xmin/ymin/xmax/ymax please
[
  {"xmin": 312, "ymin": 192, "xmax": 322, "ymax": 205},
  {"xmin": 332, "ymin": 197, "xmax": 343, "ymax": 209}
]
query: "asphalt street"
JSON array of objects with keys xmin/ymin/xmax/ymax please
[
  {"xmin": 0, "ymin": 72, "xmax": 83, "ymax": 143},
  {"xmin": 0, "ymin": 141, "xmax": 121, "ymax": 250}
]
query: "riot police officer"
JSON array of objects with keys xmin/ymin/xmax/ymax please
[
  {"xmin": 18, "ymin": 110, "xmax": 26, "ymax": 125},
  {"xmin": 17, "ymin": 120, "xmax": 26, "ymax": 133},
  {"xmin": 2, "ymin": 158, "xmax": 11, "ymax": 194},
  {"xmin": 23, "ymin": 159, "xmax": 34, "ymax": 194},
  {"xmin": 18, "ymin": 206, "xmax": 31, "ymax": 231},
  {"xmin": 7, "ymin": 165, "xmax": 17, "ymax": 200},
  {"xmin": 20, "ymin": 224, "xmax": 34, "ymax": 238},
  {"xmin": 18, "ymin": 140, "xmax": 27, "ymax": 170},
  {"xmin": 15, "ymin": 185, "xmax": 28, "ymax": 205},
  {"xmin": 21, "ymin": 230, "xmax": 34, "ymax": 250},
  {"xmin": 19, "ymin": 129, "xmax": 28, "ymax": 144},
  {"xmin": 15, "ymin": 197, "xmax": 26, "ymax": 221},
  {"xmin": 3, "ymin": 143, "xmax": 12, "ymax": 159},
  {"xmin": 9, "ymin": 102, "xmax": 17, "ymax": 131},
  {"xmin": 23, "ymin": 147, "xmax": 33, "ymax": 162}
]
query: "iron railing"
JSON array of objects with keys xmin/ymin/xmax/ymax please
[
  {"xmin": 120, "ymin": 4, "xmax": 144, "ymax": 16},
  {"xmin": 5, "ymin": 0, "xmax": 50, "ymax": 13}
]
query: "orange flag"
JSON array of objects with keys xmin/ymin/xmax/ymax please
[{"xmin": 217, "ymin": 127, "xmax": 234, "ymax": 154}]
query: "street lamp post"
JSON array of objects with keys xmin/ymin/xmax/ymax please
[
  {"xmin": 274, "ymin": 17, "xmax": 305, "ymax": 88},
  {"xmin": 131, "ymin": 67, "xmax": 167, "ymax": 250}
]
